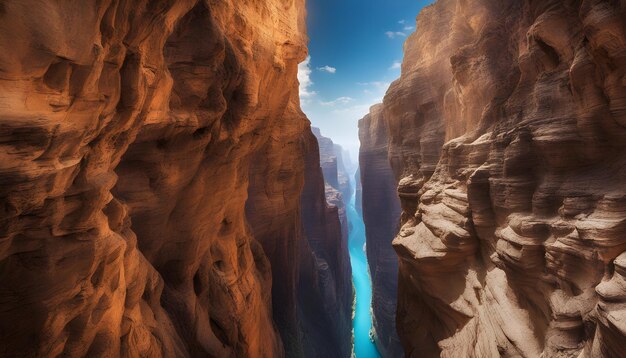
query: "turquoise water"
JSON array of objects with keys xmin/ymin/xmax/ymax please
[{"xmin": 348, "ymin": 176, "xmax": 382, "ymax": 358}]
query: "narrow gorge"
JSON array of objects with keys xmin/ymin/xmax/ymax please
[{"xmin": 0, "ymin": 0, "xmax": 625, "ymax": 358}]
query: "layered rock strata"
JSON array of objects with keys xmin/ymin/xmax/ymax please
[
  {"xmin": 0, "ymin": 0, "xmax": 350, "ymax": 357},
  {"xmin": 367, "ymin": 0, "xmax": 626, "ymax": 356},
  {"xmin": 358, "ymin": 104, "xmax": 403, "ymax": 357}
]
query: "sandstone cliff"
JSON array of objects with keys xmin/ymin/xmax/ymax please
[
  {"xmin": 358, "ymin": 104, "xmax": 403, "ymax": 357},
  {"xmin": 0, "ymin": 1, "xmax": 350, "ymax": 357},
  {"xmin": 366, "ymin": 0, "xmax": 626, "ymax": 356}
]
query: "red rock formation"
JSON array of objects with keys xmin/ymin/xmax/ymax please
[
  {"xmin": 0, "ymin": 0, "xmax": 350, "ymax": 357},
  {"xmin": 372, "ymin": 0, "xmax": 626, "ymax": 356},
  {"xmin": 358, "ymin": 104, "xmax": 403, "ymax": 357}
]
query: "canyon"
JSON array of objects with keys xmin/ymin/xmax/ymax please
[
  {"xmin": 358, "ymin": 0, "xmax": 626, "ymax": 357},
  {"xmin": 1, "ymin": 0, "xmax": 626, "ymax": 357},
  {"xmin": 0, "ymin": 0, "xmax": 351, "ymax": 357}
]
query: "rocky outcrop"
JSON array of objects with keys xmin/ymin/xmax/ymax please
[
  {"xmin": 0, "ymin": 0, "xmax": 350, "ymax": 357},
  {"xmin": 373, "ymin": 0, "xmax": 626, "ymax": 356},
  {"xmin": 358, "ymin": 104, "xmax": 403, "ymax": 357}
]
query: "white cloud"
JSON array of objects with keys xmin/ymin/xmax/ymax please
[
  {"xmin": 317, "ymin": 65, "xmax": 337, "ymax": 74},
  {"xmin": 356, "ymin": 81, "xmax": 391, "ymax": 103},
  {"xmin": 389, "ymin": 61, "xmax": 402, "ymax": 70},
  {"xmin": 404, "ymin": 26, "xmax": 415, "ymax": 31},
  {"xmin": 398, "ymin": 20, "xmax": 406, "ymax": 24},
  {"xmin": 320, "ymin": 96, "xmax": 354, "ymax": 106},
  {"xmin": 331, "ymin": 103, "xmax": 371, "ymax": 114},
  {"xmin": 298, "ymin": 56, "xmax": 316, "ymax": 105},
  {"xmin": 357, "ymin": 81, "xmax": 391, "ymax": 89},
  {"xmin": 385, "ymin": 31, "xmax": 407, "ymax": 39}
]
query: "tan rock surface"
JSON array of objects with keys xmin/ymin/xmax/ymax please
[
  {"xmin": 0, "ymin": 0, "xmax": 350, "ymax": 357},
  {"xmin": 365, "ymin": 0, "xmax": 626, "ymax": 356}
]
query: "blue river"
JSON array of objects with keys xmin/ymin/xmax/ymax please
[{"xmin": 348, "ymin": 175, "xmax": 382, "ymax": 358}]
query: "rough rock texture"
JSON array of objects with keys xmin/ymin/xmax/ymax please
[
  {"xmin": 313, "ymin": 128, "xmax": 352, "ymax": 202},
  {"xmin": 373, "ymin": 0, "xmax": 626, "ymax": 356},
  {"xmin": 0, "ymin": 0, "xmax": 350, "ymax": 357},
  {"xmin": 298, "ymin": 128, "xmax": 353, "ymax": 358},
  {"xmin": 358, "ymin": 104, "xmax": 403, "ymax": 357},
  {"xmin": 313, "ymin": 127, "xmax": 351, "ymax": 243},
  {"xmin": 246, "ymin": 112, "xmax": 352, "ymax": 358},
  {"xmin": 313, "ymin": 128, "xmax": 353, "ymax": 203}
]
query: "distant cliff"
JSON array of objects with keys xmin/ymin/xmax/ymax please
[
  {"xmin": 313, "ymin": 127, "xmax": 353, "ymax": 244},
  {"xmin": 361, "ymin": 0, "xmax": 626, "ymax": 356}
]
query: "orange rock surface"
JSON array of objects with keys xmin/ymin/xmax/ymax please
[{"xmin": 0, "ymin": 0, "xmax": 350, "ymax": 357}]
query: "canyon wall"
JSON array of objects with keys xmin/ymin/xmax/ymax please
[
  {"xmin": 358, "ymin": 104, "xmax": 403, "ymax": 357},
  {"xmin": 247, "ymin": 117, "xmax": 352, "ymax": 358},
  {"xmin": 313, "ymin": 127, "xmax": 352, "ymax": 243},
  {"xmin": 314, "ymin": 127, "xmax": 353, "ymax": 202},
  {"xmin": 0, "ymin": 0, "xmax": 350, "ymax": 357},
  {"xmin": 365, "ymin": 0, "xmax": 626, "ymax": 356},
  {"xmin": 299, "ymin": 128, "xmax": 353, "ymax": 358}
]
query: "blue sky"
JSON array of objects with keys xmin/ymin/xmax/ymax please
[{"xmin": 299, "ymin": 0, "xmax": 434, "ymax": 160}]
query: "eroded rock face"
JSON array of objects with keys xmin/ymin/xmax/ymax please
[
  {"xmin": 313, "ymin": 127, "xmax": 352, "ymax": 243},
  {"xmin": 299, "ymin": 128, "xmax": 353, "ymax": 358},
  {"xmin": 246, "ymin": 111, "xmax": 352, "ymax": 358},
  {"xmin": 0, "ymin": 0, "xmax": 349, "ymax": 357},
  {"xmin": 358, "ymin": 104, "xmax": 403, "ymax": 357},
  {"xmin": 373, "ymin": 0, "xmax": 626, "ymax": 356}
]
